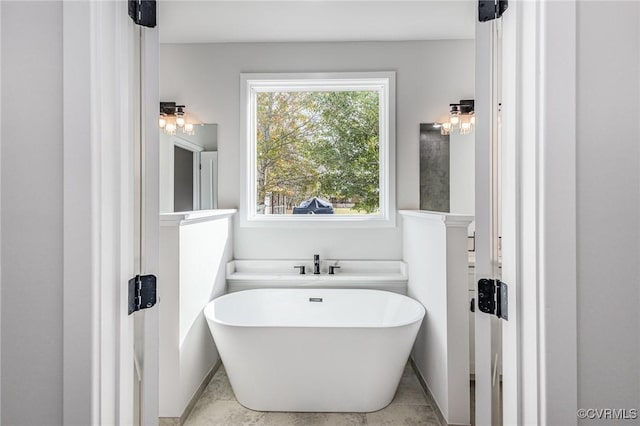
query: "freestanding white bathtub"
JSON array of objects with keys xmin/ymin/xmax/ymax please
[{"xmin": 204, "ymin": 288, "xmax": 425, "ymax": 412}]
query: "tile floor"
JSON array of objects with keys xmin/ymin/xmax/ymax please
[{"xmin": 183, "ymin": 363, "xmax": 442, "ymax": 426}]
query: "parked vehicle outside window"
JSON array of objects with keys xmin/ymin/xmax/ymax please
[{"xmin": 292, "ymin": 197, "xmax": 335, "ymax": 214}]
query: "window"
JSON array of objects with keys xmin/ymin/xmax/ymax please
[{"xmin": 240, "ymin": 72, "xmax": 396, "ymax": 227}]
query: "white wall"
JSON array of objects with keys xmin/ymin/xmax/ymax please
[
  {"xmin": 401, "ymin": 211, "xmax": 471, "ymax": 425},
  {"xmin": 576, "ymin": 2, "xmax": 640, "ymax": 421},
  {"xmin": 1, "ymin": 2, "xmax": 64, "ymax": 424},
  {"xmin": 159, "ymin": 213, "xmax": 234, "ymax": 418},
  {"xmin": 160, "ymin": 40, "xmax": 474, "ymax": 259},
  {"xmin": 449, "ymin": 132, "xmax": 475, "ymax": 215}
]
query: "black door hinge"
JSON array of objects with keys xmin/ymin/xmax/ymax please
[
  {"xmin": 479, "ymin": 0, "xmax": 508, "ymax": 22},
  {"xmin": 128, "ymin": 274, "xmax": 157, "ymax": 315},
  {"xmin": 477, "ymin": 278, "xmax": 508, "ymax": 320},
  {"xmin": 128, "ymin": 0, "xmax": 156, "ymax": 28}
]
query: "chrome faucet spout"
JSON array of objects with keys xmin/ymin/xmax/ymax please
[{"xmin": 313, "ymin": 254, "xmax": 321, "ymax": 275}]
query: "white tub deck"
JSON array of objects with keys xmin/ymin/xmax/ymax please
[{"xmin": 226, "ymin": 260, "xmax": 408, "ymax": 294}]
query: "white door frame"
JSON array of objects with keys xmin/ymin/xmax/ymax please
[
  {"xmin": 474, "ymin": 16, "xmax": 499, "ymax": 426},
  {"xmin": 200, "ymin": 151, "xmax": 219, "ymax": 210},
  {"xmin": 499, "ymin": 1, "xmax": 578, "ymax": 425},
  {"xmin": 62, "ymin": 1, "xmax": 139, "ymax": 424},
  {"xmin": 60, "ymin": 1, "xmax": 160, "ymax": 424},
  {"xmin": 140, "ymin": 18, "xmax": 161, "ymax": 426},
  {"xmin": 63, "ymin": 1, "xmax": 100, "ymax": 424}
]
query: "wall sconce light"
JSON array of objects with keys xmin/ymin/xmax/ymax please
[
  {"xmin": 159, "ymin": 102, "xmax": 196, "ymax": 136},
  {"xmin": 435, "ymin": 99, "xmax": 475, "ymax": 136},
  {"xmin": 449, "ymin": 104, "xmax": 460, "ymax": 127},
  {"xmin": 434, "ymin": 122, "xmax": 452, "ymax": 135}
]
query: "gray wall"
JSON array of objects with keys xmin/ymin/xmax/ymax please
[
  {"xmin": 576, "ymin": 2, "xmax": 640, "ymax": 420},
  {"xmin": 1, "ymin": 2, "xmax": 64, "ymax": 424},
  {"xmin": 419, "ymin": 124, "xmax": 449, "ymax": 212},
  {"xmin": 160, "ymin": 40, "xmax": 475, "ymax": 259}
]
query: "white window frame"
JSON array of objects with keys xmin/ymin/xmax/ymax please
[{"xmin": 239, "ymin": 72, "xmax": 396, "ymax": 228}]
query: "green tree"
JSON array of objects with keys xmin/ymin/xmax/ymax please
[
  {"xmin": 313, "ymin": 91, "xmax": 380, "ymax": 213},
  {"xmin": 256, "ymin": 92, "xmax": 320, "ymax": 209},
  {"xmin": 255, "ymin": 90, "xmax": 380, "ymax": 214}
]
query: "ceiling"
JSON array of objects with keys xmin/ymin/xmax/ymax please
[{"xmin": 159, "ymin": 1, "xmax": 476, "ymax": 44}]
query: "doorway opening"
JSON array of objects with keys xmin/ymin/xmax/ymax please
[{"xmin": 150, "ymin": 2, "xmax": 505, "ymax": 426}]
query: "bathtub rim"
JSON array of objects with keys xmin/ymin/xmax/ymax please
[{"xmin": 204, "ymin": 288, "xmax": 426, "ymax": 329}]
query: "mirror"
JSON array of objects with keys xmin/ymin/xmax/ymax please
[
  {"xmin": 159, "ymin": 123, "xmax": 218, "ymax": 213},
  {"xmin": 419, "ymin": 123, "xmax": 474, "ymax": 215},
  {"xmin": 419, "ymin": 123, "xmax": 476, "ymax": 244}
]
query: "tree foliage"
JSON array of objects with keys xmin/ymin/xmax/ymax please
[{"xmin": 256, "ymin": 90, "xmax": 380, "ymax": 213}]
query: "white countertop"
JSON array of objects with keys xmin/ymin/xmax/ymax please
[
  {"xmin": 399, "ymin": 209, "xmax": 474, "ymax": 226},
  {"xmin": 160, "ymin": 209, "xmax": 237, "ymax": 226}
]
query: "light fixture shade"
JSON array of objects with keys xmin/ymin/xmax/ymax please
[
  {"xmin": 440, "ymin": 122, "xmax": 452, "ymax": 135},
  {"xmin": 184, "ymin": 123, "xmax": 195, "ymax": 135},
  {"xmin": 176, "ymin": 116, "xmax": 185, "ymax": 127},
  {"xmin": 159, "ymin": 116, "xmax": 166, "ymax": 128},
  {"xmin": 449, "ymin": 103, "xmax": 461, "ymax": 128},
  {"xmin": 165, "ymin": 122, "xmax": 177, "ymax": 135},
  {"xmin": 460, "ymin": 122, "xmax": 472, "ymax": 135}
]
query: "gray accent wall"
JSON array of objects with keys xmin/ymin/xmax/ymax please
[{"xmin": 419, "ymin": 123, "xmax": 449, "ymax": 212}]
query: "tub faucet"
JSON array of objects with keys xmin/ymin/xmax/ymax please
[{"xmin": 313, "ymin": 254, "xmax": 321, "ymax": 274}]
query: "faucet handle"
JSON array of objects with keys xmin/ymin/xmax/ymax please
[
  {"xmin": 294, "ymin": 265, "xmax": 306, "ymax": 275},
  {"xmin": 328, "ymin": 265, "xmax": 341, "ymax": 275}
]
